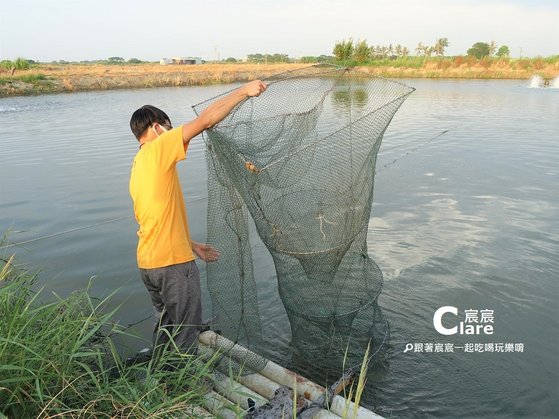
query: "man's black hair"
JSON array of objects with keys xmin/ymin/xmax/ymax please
[{"xmin": 130, "ymin": 105, "xmax": 172, "ymax": 140}]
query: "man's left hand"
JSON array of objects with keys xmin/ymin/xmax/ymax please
[{"xmin": 192, "ymin": 241, "xmax": 220, "ymax": 262}]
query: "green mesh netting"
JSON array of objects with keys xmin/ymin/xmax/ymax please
[{"xmin": 193, "ymin": 64, "xmax": 414, "ymax": 374}]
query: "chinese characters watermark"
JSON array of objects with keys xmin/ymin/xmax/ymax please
[
  {"xmin": 403, "ymin": 307, "xmax": 525, "ymax": 354},
  {"xmin": 403, "ymin": 342, "xmax": 524, "ymax": 353}
]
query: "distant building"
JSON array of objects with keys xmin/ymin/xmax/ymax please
[{"xmin": 160, "ymin": 57, "xmax": 202, "ymax": 65}]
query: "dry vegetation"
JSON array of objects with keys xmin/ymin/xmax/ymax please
[
  {"xmin": 1, "ymin": 59, "xmax": 557, "ymax": 98},
  {"xmin": 0, "ymin": 63, "xmax": 308, "ymax": 97}
]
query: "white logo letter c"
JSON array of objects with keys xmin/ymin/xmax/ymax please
[{"xmin": 434, "ymin": 306, "xmax": 458, "ymax": 335}]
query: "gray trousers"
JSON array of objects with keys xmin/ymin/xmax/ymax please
[{"xmin": 139, "ymin": 260, "xmax": 202, "ymax": 354}]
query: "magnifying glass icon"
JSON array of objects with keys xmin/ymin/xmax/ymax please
[{"xmin": 403, "ymin": 343, "xmax": 414, "ymax": 353}]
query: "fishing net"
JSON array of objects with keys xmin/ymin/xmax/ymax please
[{"xmin": 193, "ymin": 64, "xmax": 414, "ymax": 375}]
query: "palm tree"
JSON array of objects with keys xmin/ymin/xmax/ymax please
[
  {"xmin": 372, "ymin": 45, "xmax": 382, "ymax": 60},
  {"xmin": 416, "ymin": 42, "xmax": 424, "ymax": 56},
  {"xmin": 434, "ymin": 38, "xmax": 449, "ymax": 56},
  {"xmin": 381, "ymin": 46, "xmax": 389, "ymax": 58},
  {"xmin": 488, "ymin": 41, "xmax": 497, "ymax": 56}
]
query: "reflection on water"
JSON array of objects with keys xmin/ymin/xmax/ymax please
[
  {"xmin": 1, "ymin": 79, "xmax": 558, "ymax": 418},
  {"xmin": 332, "ymin": 87, "xmax": 370, "ymax": 109}
]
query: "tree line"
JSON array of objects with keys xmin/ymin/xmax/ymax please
[
  {"xmin": 332, "ymin": 38, "xmax": 511, "ymax": 62},
  {"xmin": 333, "ymin": 38, "xmax": 449, "ymax": 61},
  {"xmin": 0, "ymin": 41, "xmax": 528, "ymax": 71}
]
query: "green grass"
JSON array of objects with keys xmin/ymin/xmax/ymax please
[
  {"xmin": 0, "ymin": 73, "xmax": 48, "ymax": 85},
  {"xmin": 0, "ymin": 254, "xmax": 216, "ymax": 418},
  {"xmin": 17, "ymin": 73, "xmax": 47, "ymax": 83},
  {"xmin": 332, "ymin": 55, "xmax": 559, "ymax": 69},
  {"xmin": 364, "ymin": 56, "xmax": 427, "ymax": 68}
]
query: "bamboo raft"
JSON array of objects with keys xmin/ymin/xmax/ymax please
[{"xmin": 196, "ymin": 330, "xmax": 384, "ymax": 418}]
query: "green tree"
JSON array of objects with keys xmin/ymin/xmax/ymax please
[
  {"xmin": 300, "ymin": 56, "xmax": 318, "ymax": 63},
  {"xmin": 107, "ymin": 56, "xmax": 125, "ymax": 63},
  {"xmin": 333, "ymin": 38, "xmax": 354, "ymax": 61},
  {"xmin": 269, "ymin": 53, "xmax": 290, "ymax": 63},
  {"xmin": 353, "ymin": 39, "xmax": 370, "ymax": 63},
  {"xmin": 128, "ymin": 58, "xmax": 142, "ymax": 64},
  {"xmin": 224, "ymin": 57, "xmax": 237, "ymax": 63},
  {"xmin": 247, "ymin": 53, "xmax": 265, "ymax": 63},
  {"xmin": 247, "ymin": 53, "xmax": 291, "ymax": 64},
  {"xmin": 496, "ymin": 45, "xmax": 510, "ymax": 57},
  {"xmin": 467, "ymin": 42, "xmax": 490, "ymax": 58},
  {"xmin": 0, "ymin": 60, "xmax": 13, "ymax": 69}
]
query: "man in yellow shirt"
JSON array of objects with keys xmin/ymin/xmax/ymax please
[{"xmin": 129, "ymin": 80, "xmax": 266, "ymax": 354}]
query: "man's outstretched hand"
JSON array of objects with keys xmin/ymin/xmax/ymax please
[
  {"xmin": 243, "ymin": 80, "xmax": 267, "ymax": 97},
  {"xmin": 192, "ymin": 241, "xmax": 220, "ymax": 262}
]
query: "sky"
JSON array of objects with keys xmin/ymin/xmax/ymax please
[{"xmin": 0, "ymin": 0, "xmax": 558, "ymax": 62}]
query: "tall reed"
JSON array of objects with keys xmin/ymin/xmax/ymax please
[
  {"xmin": 0, "ymin": 255, "xmax": 215, "ymax": 418},
  {"xmin": 339, "ymin": 340, "xmax": 372, "ymax": 418}
]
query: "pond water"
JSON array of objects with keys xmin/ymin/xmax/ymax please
[{"xmin": 1, "ymin": 78, "xmax": 557, "ymax": 418}]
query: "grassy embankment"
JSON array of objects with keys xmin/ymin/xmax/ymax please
[
  {"xmin": 0, "ymin": 254, "xmax": 217, "ymax": 418},
  {"xmin": 0, "ymin": 56, "xmax": 558, "ymax": 98}
]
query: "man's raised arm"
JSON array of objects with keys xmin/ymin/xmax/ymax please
[{"xmin": 181, "ymin": 80, "xmax": 267, "ymax": 146}]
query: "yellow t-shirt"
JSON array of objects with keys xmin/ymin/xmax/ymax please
[{"xmin": 129, "ymin": 126, "xmax": 195, "ymax": 269}]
